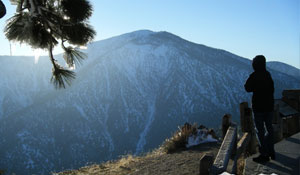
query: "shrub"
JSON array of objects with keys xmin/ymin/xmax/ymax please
[{"xmin": 162, "ymin": 123, "xmax": 198, "ymax": 153}]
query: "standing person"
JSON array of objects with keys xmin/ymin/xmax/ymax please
[{"xmin": 244, "ymin": 55, "xmax": 275, "ymax": 162}]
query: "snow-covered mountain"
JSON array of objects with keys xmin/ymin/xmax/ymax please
[
  {"xmin": 0, "ymin": 30, "xmax": 299, "ymax": 174},
  {"xmin": 267, "ymin": 61, "xmax": 300, "ymax": 80}
]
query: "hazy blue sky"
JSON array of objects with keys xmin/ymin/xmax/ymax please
[{"xmin": 0, "ymin": 0, "xmax": 299, "ymax": 68}]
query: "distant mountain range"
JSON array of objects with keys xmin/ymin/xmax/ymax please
[{"xmin": 0, "ymin": 30, "xmax": 299, "ymax": 174}]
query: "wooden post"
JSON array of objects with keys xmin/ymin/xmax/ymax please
[
  {"xmin": 236, "ymin": 133, "xmax": 251, "ymax": 158},
  {"xmin": 273, "ymin": 104, "xmax": 283, "ymax": 143},
  {"xmin": 299, "ymin": 95, "xmax": 300, "ymax": 112},
  {"xmin": 231, "ymin": 132, "xmax": 251, "ymax": 174},
  {"xmin": 287, "ymin": 115, "xmax": 300, "ymax": 136},
  {"xmin": 240, "ymin": 102, "xmax": 254, "ymax": 132},
  {"xmin": 240, "ymin": 102, "xmax": 248, "ymax": 132},
  {"xmin": 282, "ymin": 90, "xmax": 300, "ymax": 111},
  {"xmin": 247, "ymin": 108, "xmax": 257, "ymax": 154},
  {"xmin": 222, "ymin": 114, "xmax": 232, "ymax": 139},
  {"xmin": 232, "ymin": 124, "xmax": 237, "ymax": 158},
  {"xmin": 272, "ymin": 104, "xmax": 279, "ymax": 124},
  {"xmin": 240, "ymin": 102, "xmax": 257, "ymax": 154},
  {"xmin": 199, "ymin": 153, "xmax": 213, "ymax": 175}
]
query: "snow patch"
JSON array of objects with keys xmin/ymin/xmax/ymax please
[
  {"xmin": 186, "ymin": 129, "xmax": 217, "ymax": 148},
  {"xmin": 135, "ymin": 96, "xmax": 156, "ymax": 154},
  {"xmin": 73, "ymin": 103, "xmax": 87, "ymax": 120}
]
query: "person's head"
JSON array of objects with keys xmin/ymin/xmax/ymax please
[{"xmin": 252, "ymin": 55, "xmax": 266, "ymax": 71}]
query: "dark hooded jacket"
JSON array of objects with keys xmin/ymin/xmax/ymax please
[{"xmin": 244, "ymin": 56, "xmax": 274, "ymax": 112}]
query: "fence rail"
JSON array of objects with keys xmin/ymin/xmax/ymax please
[
  {"xmin": 207, "ymin": 101, "xmax": 294, "ymax": 174},
  {"xmin": 210, "ymin": 102, "xmax": 257, "ymax": 174},
  {"xmin": 199, "ymin": 90, "xmax": 300, "ymax": 175},
  {"xmin": 210, "ymin": 125, "xmax": 237, "ymax": 174}
]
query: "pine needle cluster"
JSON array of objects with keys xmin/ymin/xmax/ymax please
[{"xmin": 5, "ymin": 0, "xmax": 96, "ymax": 88}]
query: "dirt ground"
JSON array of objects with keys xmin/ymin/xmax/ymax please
[{"xmin": 56, "ymin": 142, "xmax": 220, "ymax": 175}]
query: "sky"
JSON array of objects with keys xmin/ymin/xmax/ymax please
[{"xmin": 0, "ymin": 0, "xmax": 299, "ymax": 68}]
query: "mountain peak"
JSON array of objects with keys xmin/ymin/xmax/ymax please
[
  {"xmin": 121, "ymin": 30, "xmax": 181, "ymax": 41},
  {"xmin": 119, "ymin": 29, "xmax": 155, "ymax": 40},
  {"xmin": 129, "ymin": 29, "xmax": 154, "ymax": 36}
]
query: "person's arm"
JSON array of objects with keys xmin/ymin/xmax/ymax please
[{"xmin": 244, "ymin": 73, "xmax": 254, "ymax": 92}]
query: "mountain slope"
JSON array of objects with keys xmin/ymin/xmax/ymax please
[
  {"xmin": 267, "ymin": 61, "xmax": 300, "ymax": 80},
  {"xmin": 0, "ymin": 30, "xmax": 299, "ymax": 174}
]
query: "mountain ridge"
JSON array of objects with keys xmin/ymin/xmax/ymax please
[{"xmin": 267, "ymin": 61, "xmax": 300, "ymax": 80}]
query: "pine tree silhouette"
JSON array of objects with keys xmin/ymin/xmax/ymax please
[{"xmin": 5, "ymin": 0, "xmax": 96, "ymax": 88}]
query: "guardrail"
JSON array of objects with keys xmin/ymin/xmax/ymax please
[
  {"xmin": 199, "ymin": 90, "xmax": 300, "ymax": 175},
  {"xmin": 204, "ymin": 101, "xmax": 287, "ymax": 175},
  {"xmin": 210, "ymin": 102, "xmax": 257, "ymax": 174}
]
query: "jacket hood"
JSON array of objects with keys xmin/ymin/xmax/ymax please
[{"xmin": 252, "ymin": 55, "xmax": 266, "ymax": 71}]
